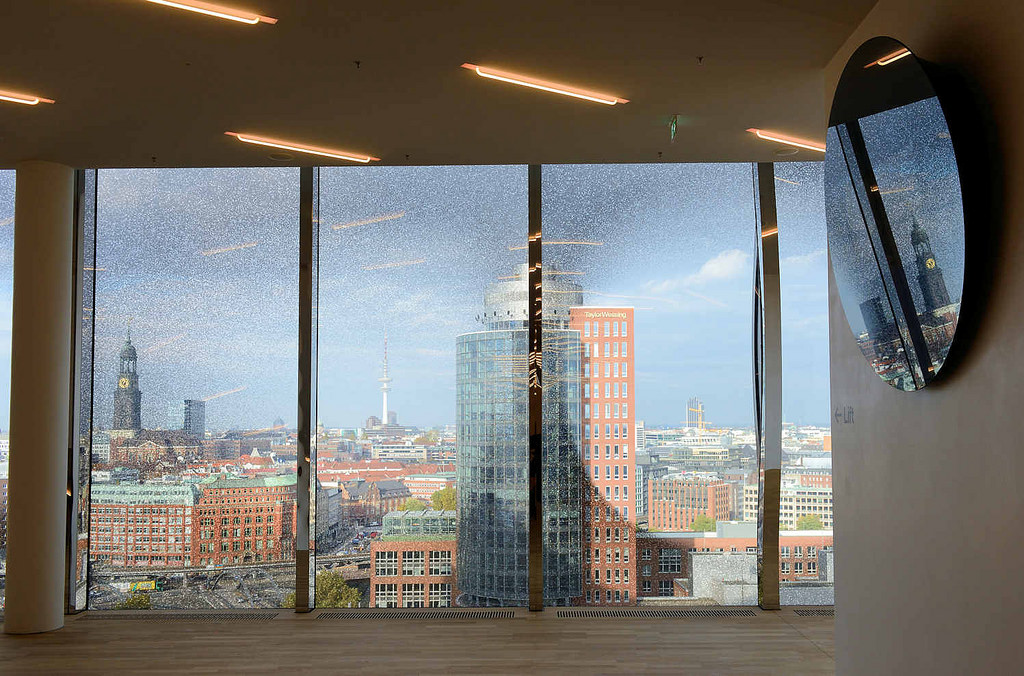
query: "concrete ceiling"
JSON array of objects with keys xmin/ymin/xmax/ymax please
[{"xmin": 0, "ymin": 0, "xmax": 877, "ymax": 168}]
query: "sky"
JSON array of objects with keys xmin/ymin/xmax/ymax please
[{"xmin": 0, "ymin": 162, "xmax": 832, "ymax": 432}]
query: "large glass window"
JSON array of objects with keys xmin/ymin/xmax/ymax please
[
  {"xmin": 0, "ymin": 171, "xmax": 13, "ymax": 611},
  {"xmin": 64, "ymin": 160, "xmax": 826, "ymax": 612},
  {"xmin": 542, "ymin": 163, "xmax": 757, "ymax": 606},
  {"xmin": 86, "ymin": 168, "xmax": 299, "ymax": 610},
  {"xmin": 314, "ymin": 165, "xmax": 526, "ymax": 608},
  {"xmin": 775, "ymin": 162, "xmax": 834, "ymax": 605}
]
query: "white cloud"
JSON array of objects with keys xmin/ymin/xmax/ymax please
[
  {"xmin": 782, "ymin": 248, "xmax": 826, "ymax": 268},
  {"xmin": 685, "ymin": 249, "xmax": 751, "ymax": 286}
]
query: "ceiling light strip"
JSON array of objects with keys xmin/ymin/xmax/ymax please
[
  {"xmin": 144, "ymin": 0, "xmax": 277, "ymax": 25},
  {"xmin": 461, "ymin": 63, "xmax": 628, "ymax": 105},
  {"xmin": 0, "ymin": 89, "xmax": 55, "ymax": 105},
  {"xmin": 226, "ymin": 132, "xmax": 380, "ymax": 163},
  {"xmin": 746, "ymin": 128, "xmax": 825, "ymax": 153}
]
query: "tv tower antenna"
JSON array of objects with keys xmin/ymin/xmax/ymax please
[{"xmin": 379, "ymin": 330, "xmax": 392, "ymax": 424}]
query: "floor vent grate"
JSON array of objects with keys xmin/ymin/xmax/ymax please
[
  {"xmin": 793, "ymin": 608, "xmax": 834, "ymax": 617},
  {"xmin": 317, "ymin": 610, "xmax": 515, "ymax": 620},
  {"xmin": 86, "ymin": 612, "xmax": 280, "ymax": 622},
  {"xmin": 557, "ymin": 608, "xmax": 757, "ymax": 619}
]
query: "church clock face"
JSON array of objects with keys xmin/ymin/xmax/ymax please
[
  {"xmin": 925, "ymin": 258, "xmax": 936, "ymax": 270},
  {"xmin": 118, "ymin": 377, "xmax": 130, "ymax": 388}
]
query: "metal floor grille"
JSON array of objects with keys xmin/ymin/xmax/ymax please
[
  {"xmin": 794, "ymin": 608, "xmax": 835, "ymax": 617},
  {"xmin": 317, "ymin": 610, "xmax": 515, "ymax": 620},
  {"xmin": 86, "ymin": 612, "xmax": 280, "ymax": 622},
  {"xmin": 558, "ymin": 608, "xmax": 757, "ymax": 619}
]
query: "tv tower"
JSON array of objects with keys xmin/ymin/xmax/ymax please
[{"xmin": 379, "ymin": 331, "xmax": 392, "ymax": 424}]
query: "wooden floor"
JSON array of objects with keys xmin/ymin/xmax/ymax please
[{"xmin": 0, "ymin": 608, "xmax": 834, "ymax": 675}]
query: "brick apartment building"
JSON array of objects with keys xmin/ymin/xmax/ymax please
[
  {"xmin": 340, "ymin": 478, "xmax": 411, "ymax": 522},
  {"xmin": 369, "ymin": 510, "xmax": 456, "ymax": 607},
  {"xmin": 571, "ymin": 307, "xmax": 636, "ymax": 605},
  {"xmin": 193, "ymin": 475, "xmax": 296, "ymax": 567},
  {"xmin": 647, "ymin": 474, "xmax": 732, "ymax": 531},
  {"xmin": 90, "ymin": 483, "xmax": 198, "ymax": 567}
]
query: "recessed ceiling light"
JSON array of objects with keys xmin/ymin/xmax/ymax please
[
  {"xmin": 461, "ymin": 63, "xmax": 628, "ymax": 105},
  {"xmin": 268, "ymin": 152, "xmax": 294, "ymax": 162},
  {"xmin": 746, "ymin": 128, "xmax": 825, "ymax": 153},
  {"xmin": 773, "ymin": 148, "xmax": 799, "ymax": 157},
  {"xmin": 0, "ymin": 88, "xmax": 55, "ymax": 106},
  {"xmin": 144, "ymin": 0, "xmax": 277, "ymax": 25},
  {"xmin": 226, "ymin": 132, "xmax": 380, "ymax": 163}
]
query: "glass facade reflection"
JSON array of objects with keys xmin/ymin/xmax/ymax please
[{"xmin": 827, "ymin": 37, "xmax": 965, "ymax": 390}]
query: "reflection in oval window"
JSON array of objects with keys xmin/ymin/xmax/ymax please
[{"xmin": 826, "ymin": 36, "xmax": 965, "ymax": 391}]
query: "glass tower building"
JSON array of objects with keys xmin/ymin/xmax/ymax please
[{"xmin": 456, "ymin": 265, "xmax": 583, "ymax": 606}]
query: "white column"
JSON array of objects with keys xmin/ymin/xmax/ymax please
[{"xmin": 4, "ymin": 161, "xmax": 76, "ymax": 634}]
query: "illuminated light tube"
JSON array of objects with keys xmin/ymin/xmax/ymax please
[
  {"xmin": 0, "ymin": 88, "xmax": 55, "ymax": 106},
  {"xmin": 746, "ymin": 128, "xmax": 826, "ymax": 153},
  {"xmin": 461, "ymin": 63, "xmax": 628, "ymax": 105},
  {"xmin": 226, "ymin": 132, "xmax": 379, "ymax": 163},
  {"xmin": 144, "ymin": 0, "xmax": 277, "ymax": 24},
  {"xmin": 761, "ymin": 227, "xmax": 779, "ymax": 238}
]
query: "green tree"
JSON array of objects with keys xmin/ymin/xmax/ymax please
[
  {"xmin": 431, "ymin": 487, "xmax": 456, "ymax": 511},
  {"xmin": 315, "ymin": 570, "xmax": 363, "ymax": 608},
  {"xmin": 114, "ymin": 593, "xmax": 152, "ymax": 610},
  {"xmin": 413, "ymin": 430, "xmax": 440, "ymax": 445},
  {"xmin": 688, "ymin": 514, "xmax": 717, "ymax": 532},
  {"xmin": 282, "ymin": 570, "xmax": 363, "ymax": 609},
  {"xmin": 795, "ymin": 514, "xmax": 824, "ymax": 530},
  {"xmin": 400, "ymin": 498, "xmax": 427, "ymax": 511}
]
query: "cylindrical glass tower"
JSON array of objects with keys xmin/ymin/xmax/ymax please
[{"xmin": 456, "ymin": 266, "xmax": 582, "ymax": 606}]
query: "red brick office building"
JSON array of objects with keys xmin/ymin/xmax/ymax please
[
  {"xmin": 570, "ymin": 307, "xmax": 636, "ymax": 605},
  {"xmin": 647, "ymin": 475, "xmax": 733, "ymax": 531},
  {"xmin": 192, "ymin": 475, "xmax": 296, "ymax": 567}
]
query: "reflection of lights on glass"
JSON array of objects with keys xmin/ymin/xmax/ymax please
[
  {"xmin": 362, "ymin": 258, "xmax": 426, "ymax": 271},
  {"xmin": 880, "ymin": 186, "xmax": 913, "ymax": 195},
  {"xmin": 461, "ymin": 63, "xmax": 628, "ymax": 105},
  {"xmin": 226, "ymin": 132, "xmax": 379, "ymax": 163},
  {"xmin": 201, "ymin": 241, "xmax": 258, "ymax": 256},
  {"xmin": 869, "ymin": 48, "xmax": 912, "ymax": 67},
  {"xmin": 774, "ymin": 176, "xmax": 799, "ymax": 186},
  {"xmin": 332, "ymin": 211, "xmax": 405, "ymax": 230},
  {"xmin": 202, "ymin": 386, "xmax": 247, "ymax": 402},
  {"xmin": 761, "ymin": 227, "xmax": 779, "ymax": 238},
  {"xmin": 0, "ymin": 88, "xmax": 54, "ymax": 105},
  {"xmin": 509, "ymin": 240, "xmax": 603, "ymax": 251},
  {"xmin": 746, "ymin": 128, "xmax": 825, "ymax": 152},
  {"xmin": 144, "ymin": 0, "xmax": 277, "ymax": 25}
]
